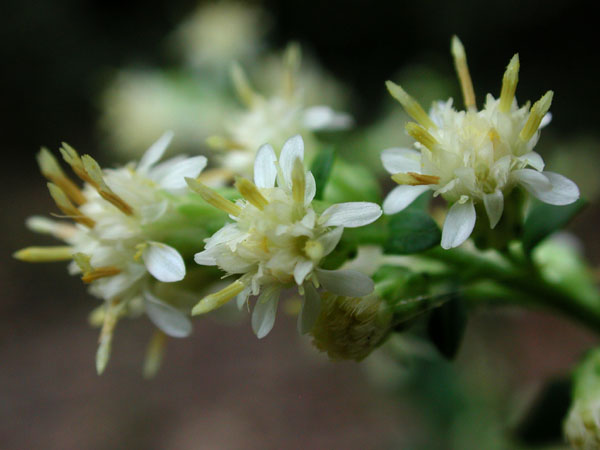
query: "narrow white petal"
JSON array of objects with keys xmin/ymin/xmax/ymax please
[
  {"xmin": 193, "ymin": 248, "xmax": 218, "ymax": 266},
  {"xmin": 302, "ymin": 106, "xmax": 353, "ymax": 130},
  {"xmin": 143, "ymin": 242, "xmax": 186, "ymax": 282},
  {"xmin": 483, "ymin": 190, "xmax": 504, "ymax": 229},
  {"xmin": 137, "ymin": 131, "xmax": 174, "ymax": 173},
  {"xmin": 139, "ymin": 200, "xmax": 169, "ymax": 225},
  {"xmin": 293, "ymin": 259, "xmax": 314, "ymax": 285},
  {"xmin": 316, "ymin": 227, "xmax": 344, "ymax": 256},
  {"xmin": 144, "ymin": 291, "xmax": 192, "ymax": 338},
  {"xmin": 254, "ymin": 144, "xmax": 277, "ymax": 188},
  {"xmin": 279, "ymin": 135, "xmax": 304, "ymax": 188},
  {"xmin": 441, "ymin": 200, "xmax": 476, "ymax": 249},
  {"xmin": 158, "ymin": 156, "xmax": 207, "ymax": 191},
  {"xmin": 316, "ymin": 268, "xmax": 374, "ymax": 297},
  {"xmin": 540, "ymin": 112, "xmax": 552, "ymax": 129},
  {"xmin": 383, "ymin": 185, "xmax": 429, "ymax": 215},
  {"xmin": 519, "ymin": 152, "xmax": 545, "ymax": 171},
  {"xmin": 381, "ymin": 148, "xmax": 421, "ymax": 174},
  {"xmin": 533, "ymin": 172, "xmax": 580, "ymax": 205},
  {"xmin": 251, "ymin": 286, "xmax": 280, "ymax": 339},
  {"xmin": 513, "ymin": 169, "xmax": 552, "ymax": 196},
  {"xmin": 236, "ymin": 286, "xmax": 251, "ymax": 309},
  {"xmin": 298, "ymin": 282, "xmax": 321, "ymax": 334},
  {"xmin": 320, "ymin": 202, "xmax": 382, "ymax": 228},
  {"xmin": 304, "ymin": 171, "xmax": 316, "ymax": 205}
]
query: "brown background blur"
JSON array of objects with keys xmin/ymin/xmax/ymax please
[{"xmin": 2, "ymin": 0, "xmax": 599, "ymax": 448}]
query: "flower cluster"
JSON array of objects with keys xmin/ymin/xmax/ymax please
[{"xmin": 382, "ymin": 37, "xmax": 579, "ymax": 248}]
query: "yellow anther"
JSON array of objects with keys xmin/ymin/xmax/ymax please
[
  {"xmin": 81, "ymin": 266, "xmax": 122, "ymax": 283},
  {"xmin": 186, "ymin": 177, "xmax": 242, "ymax": 216},
  {"xmin": 406, "ymin": 122, "xmax": 438, "ymax": 150},
  {"xmin": 37, "ymin": 148, "xmax": 86, "ymax": 205},
  {"xmin": 451, "ymin": 36, "xmax": 477, "ymax": 110},
  {"xmin": 283, "ymin": 42, "xmax": 301, "ymax": 97},
  {"xmin": 96, "ymin": 298, "xmax": 122, "ymax": 375},
  {"xmin": 386, "ymin": 81, "xmax": 437, "ymax": 130},
  {"xmin": 499, "ymin": 54, "xmax": 520, "ymax": 113},
  {"xmin": 235, "ymin": 177, "xmax": 269, "ymax": 210},
  {"xmin": 291, "ymin": 157, "xmax": 306, "ymax": 204},
  {"xmin": 392, "ymin": 172, "xmax": 440, "ymax": 186},
  {"xmin": 143, "ymin": 330, "xmax": 167, "ymax": 379},
  {"xmin": 192, "ymin": 279, "xmax": 246, "ymax": 315},
  {"xmin": 231, "ymin": 62, "xmax": 262, "ymax": 107},
  {"xmin": 519, "ymin": 91, "xmax": 553, "ymax": 141},
  {"xmin": 60, "ymin": 143, "xmax": 92, "ymax": 184},
  {"xmin": 197, "ymin": 168, "xmax": 234, "ymax": 185},
  {"xmin": 47, "ymin": 182, "xmax": 95, "ymax": 227},
  {"xmin": 81, "ymin": 155, "xmax": 133, "ymax": 215},
  {"xmin": 206, "ymin": 135, "xmax": 244, "ymax": 151},
  {"xmin": 13, "ymin": 246, "xmax": 73, "ymax": 262}
]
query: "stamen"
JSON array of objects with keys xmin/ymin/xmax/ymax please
[
  {"xmin": 13, "ymin": 246, "xmax": 73, "ymax": 262},
  {"xmin": 291, "ymin": 157, "xmax": 305, "ymax": 204},
  {"xmin": 81, "ymin": 155, "xmax": 134, "ymax": 215},
  {"xmin": 191, "ymin": 279, "xmax": 246, "ymax": 315},
  {"xmin": 26, "ymin": 216, "xmax": 78, "ymax": 240},
  {"xmin": 499, "ymin": 54, "xmax": 520, "ymax": 113},
  {"xmin": 386, "ymin": 81, "xmax": 437, "ymax": 130},
  {"xmin": 81, "ymin": 267, "xmax": 122, "ymax": 283},
  {"xmin": 519, "ymin": 91, "xmax": 553, "ymax": 141},
  {"xmin": 206, "ymin": 136, "xmax": 244, "ymax": 151},
  {"xmin": 451, "ymin": 36, "xmax": 477, "ymax": 110},
  {"xmin": 47, "ymin": 183, "xmax": 95, "ymax": 227},
  {"xmin": 197, "ymin": 168, "xmax": 234, "ymax": 185},
  {"xmin": 96, "ymin": 298, "xmax": 122, "ymax": 375},
  {"xmin": 231, "ymin": 62, "xmax": 262, "ymax": 107},
  {"xmin": 185, "ymin": 177, "xmax": 242, "ymax": 216},
  {"xmin": 283, "ymin": 42, "xmax": 301, "ymax": 97},
  {"xmin": 405, "ymin": 122, "xmax": 438, "ymax": 150},
  {"xmin": 392, "ymin": 172, "xmax": 440, "ymax": 186},
  {"xmin": 60, "ymin": 143, "xmax": 93, "ymax": 184},
  {"xmin": 235, "ymin": 177, "xmax": 268, "ymax": 210},
  {"xmin": 143, "ymin": 330, "xmax": 167, "ymax": 379},
  {"xmin": 37, "ymin": 148, "xmax": 86, "ymax": 205}
]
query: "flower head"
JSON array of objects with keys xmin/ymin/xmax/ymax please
[
  {"xmin": 382, "ymin": 36, "xmax": 579, "ymax": 249},
  {"xmin": 15, "ymin": 132, "xmax": 206, "ymax": 372},
  {"xmin": 187, "ymin": 135, "xmax": 382, "ymax": 338},
  {"xmin": 208, "ymin": 45, "xmax": 353, "ymax": 178}
]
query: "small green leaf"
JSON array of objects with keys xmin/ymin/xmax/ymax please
[
  {"xmin": 427, "ymin": 293, "xmax": 467, "ymax": 360},
  {"xmin": 385, "ymin": 208, "xmax": 440, "ymax": 254},
  {"xmin": 523, "ymin": 198, "xmax": 586, "ymax": 254},
  {"xmin": 310, "ymin": 147, "xmax": 335, "ymax": 200}
]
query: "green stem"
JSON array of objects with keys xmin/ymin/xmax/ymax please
[{"xmin": 424, "ymin": 247, "xmax": 600, "ymax": 333}]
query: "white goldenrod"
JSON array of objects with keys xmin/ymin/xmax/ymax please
[
  {"xmin": 188, "ymin": 135, "xmax": 382, "ymax": 338},
  {"xmin": 15, "ymin": 132, "xmax": 204, "ymax": 372},
  {"xmin": 381, "ymin": 36, "xmax": 579, "ymax": 249}
]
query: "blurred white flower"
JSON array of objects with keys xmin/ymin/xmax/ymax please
[
  {"xmin": 16, "ymin": 132, "xmax": 204, "ymax": 372},
  {"xmin": 381, "ymin": 37, "xmax": 579, "ymax": 249},
  {"xmin": 187, "ymin": 135, "xmax": 381, "ymax": 338}
]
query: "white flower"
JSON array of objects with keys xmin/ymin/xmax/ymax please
[
  {"xmin": 208, "ymin": 45, "xmax": 353, "ymax": 178},
  {"xmin": 16, "ymin": 132, "xmax": 204, "ymax": 372},
  {"xmin": 187, "ymin": 135, "xmax": 382, "ymax": 338},
  {"xmin": 381, "ymin": 37, "xmax": 579, "ymax": 249}
]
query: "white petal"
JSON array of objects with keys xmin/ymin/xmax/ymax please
[
  {"xmin": 144, "ymin": 291, "xmax": 192, "ymax": 338},
  {"xmin": 298, "ymin": 282, "xmax": 321, "ymax": 334},
  {"xmin": 254, "ymin": 144, "xmax": 277, "ymax": 188},
  {"xmin": 381, "ymin": 148, "xmax": 421, "ymax": 174},
  {"xmin": 483, "ymin": 190, "xmax": 504, "ymax": 229},
  {"xmin": 236, "ymin": 286, "xmax": 251, "ymax": 309},
  {"xmin": 540, "ymin": 112, "xmax": 552, "ymax": 129},
  {"xmin": 251, "ymin": 286, "xmax": 280, "ymax": 339},
  {"xmin": 293, "ymin": 259, "xmax": 314, "ymax": 285},
  {"xmin": 441, "ymin": 200, "xmax": 476, "ymax": 249},
  {"xmin": 139, "ymin": 200, "xmax": 169, "ymax": 225},
  {"xmin": 513, "ymin": 169, "xmax": 552, "ymax": 197},
  {"xmin": 142, "ymin": 242, "xmax": 186, "ymax": 282},
  {"xmin": 304, "ymin": 171, "xmax": 316, "ymax": 205},
  {"xmin": 316, "ymin": 227, "xmax": 344, "ymax": 256},
  {"xmin": 157, "ymin": 156, "xmax": 207, "ymax": 191},
  {"xmin": 279, "ymin": 135, "xmax": 304, "ymax": 188},
  {"xmin": 302, "ymin": 106, "xmax": 353, "ymax": 130},
  {"xmin": 519, "ymin": 152, "xmax": 545, "ymax": 171},
  {"xmin": 193, "ymin": 247, "xmax": 218, "ymax": 266},
  {"xmin": 137, "ymin": 131, "xmax": 174, "ymax": 173},
  {"xmin": 533, "ymin": 172, "xmax": 580, "ymax": 205},
  {"xmin": 316, "ymin": 268, "xmax": 374, "ymax": 297},
  {"xmin": 383, "ymin": 185, "xmax": 429, "ymax": 215},
  {"xmin": 320, "ymin": 202, "xmax": 382, "ymax": 228}
]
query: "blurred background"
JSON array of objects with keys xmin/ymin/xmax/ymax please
[{"xmin": 2, "ymin": 0, "xmax": 599, "ymax": 448}]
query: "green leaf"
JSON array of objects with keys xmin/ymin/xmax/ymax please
[
  {"xmin": 310, "ymin": 147, "xmax": 335, "ymax": 201},
  {"xmin": 385, "ymin": 208, "xmax": 440, "ymax": 254},
  {"xmin": 427, "ymin": 293, "xmax": 467, "ymax": 360},
  {"xmin": 522, "ymin": 198, "xmax": 586, "ymax": 254}
]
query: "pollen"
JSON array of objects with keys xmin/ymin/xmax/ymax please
[
  {"xmin": 47, "ymin": 182, "xmax": 95, "ymax": 228},
  {"xmin": 37, "ymin": 148, "xmax": 86, "ymax": 205},
  {"xmin": 392, "ymin": 172, "xmax": 440, "ymax": 186},
  {"xmin": 81, "ymin": 267, "xmax": 122, "ymax": 283},
  {"xmin": 520, "ymin": 91, "xmax": 554, "ymax": 142},
  {"xmin": 406, "ymin": 122, "xmax": 438, "ymax": 150},
  {"xmin": 235, "ymin": 177, "xmax": 269, "ymax": 210}
]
